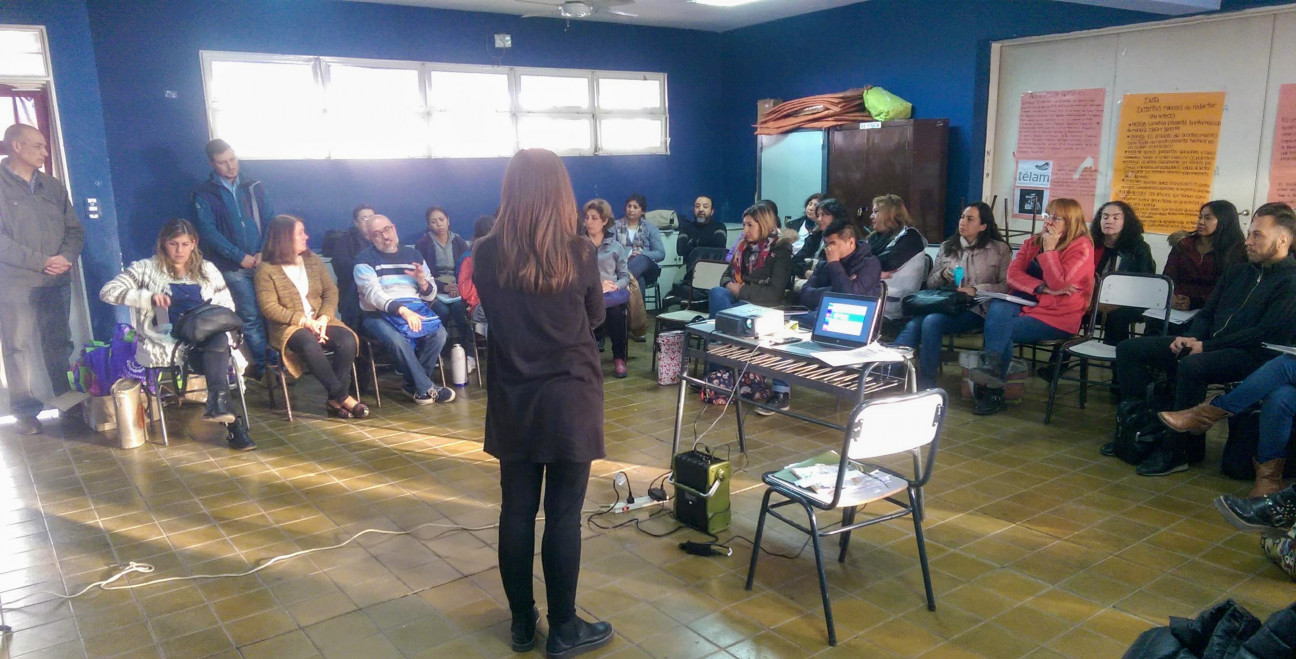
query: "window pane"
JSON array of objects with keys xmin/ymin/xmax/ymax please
[
  {"xmin": 0, "ymin": 53, "xmax": 45, "ymax": 77},
  {"xmin": 208, "ymin": 60, "xmax": 325, "ymax": 158},
  {"xmin": 211, "ymin": 109, "xmax": 328, "ymax": 159},
  {"xmin": 518, "ymin": 116, "xmax": 592, "ymax": 152},
  {"xmin": 518, "ymin": 75, "xmax": 589, "ymax": 111},
  {"xmin": 599, "ymin": 117, "xmax": 663, "ymax": 152},
  {"xmin": 209, "ymin": 60, "xmax": 318, "ymax": 106},
  {"xmin": 0, "ymin": 30, "xmax": 42, "ymax": 54},
  {"xmin": 431, "ymin": 111, "xmax": 513, "ymax": 157},
  {"xmin": 428, "ymin": 71, "xmax": 509, "ymax": 111},
  {"xmin": 326, "ymin": 65, "xmax": 425, "ymax": 158},
  {"xmin": 597, "ymin": 78, "xmax": 662, "ymax": 111}
]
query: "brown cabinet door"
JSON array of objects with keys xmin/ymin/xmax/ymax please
[{"xmin": 826, "ymin": 120, "xmax": 948, "ymax": 243}]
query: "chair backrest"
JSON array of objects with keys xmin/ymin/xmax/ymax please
[
  {"xmin": 1096, "ymin": 272, "xmax": 1173, "ymax": 310},
  {"xmin": 693, "ymin": 260, "xmax": 729, "ymax": 290},
  {"xmin": 845, "ymin": 389, "xmax": 947, "ymax": 462}
]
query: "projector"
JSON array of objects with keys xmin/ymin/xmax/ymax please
[{"xmin": 715, "ymin": 304, "xmax": 783, "ymax": 338}]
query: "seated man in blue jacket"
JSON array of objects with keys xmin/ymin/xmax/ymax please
[{"xmin": 799, "ymin": 220, "xmax": 882, "ymax": 314}]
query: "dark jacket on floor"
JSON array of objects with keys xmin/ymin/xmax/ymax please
[
  {"xmin": 473, "ymin": 236, "xmax": 605, "ymax": 464},
  {"xmin": 1186, "ymin": 255, "xmax": 1296, "ymax": 358},
  {"xmin": 1122, "ymin": 598, "xmax": 1296, "ymax": 658},
  {"xmin": 800, "ymin": 241, "xmax": 882, "ymax": 310}
]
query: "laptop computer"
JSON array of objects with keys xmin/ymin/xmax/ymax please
[{"xmin": 779, "ymin": 292, "xmax": 883, "ymax": 357}]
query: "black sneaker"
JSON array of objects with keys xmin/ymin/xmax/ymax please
[
  {"xmin": 1099, "ymin": 442, "xmax": 1117, "ymax": 457},
  {"xmin": 227, "ymin": 422, "xmax": 256, "ymax": 451},
  {"xmin": 1136, "ymin": 447, "xmax": 1188, "ymax": 476},
  {"xmin": 430, "ymin": 386, "xmax": 456, "ymax": 403},
  {"xmin": 403, "ymin": 386, "xmax": 435, "ymax": 405},
  {"xmin": 973, "ymin": 388, "xmax": 1006, "ymax": 416},
  {"xmin": 1215, "ymin": 486, "xmax": 1296, "ymax": 537}
]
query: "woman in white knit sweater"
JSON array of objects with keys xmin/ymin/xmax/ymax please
[{"xmin": 99, "ymin": 219, "xmax": 254, "ymax": 450}]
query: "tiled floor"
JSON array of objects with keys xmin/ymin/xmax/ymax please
[{"xmin": 0, "ymin": 338, "xmax": 1291, "ymax": 659}]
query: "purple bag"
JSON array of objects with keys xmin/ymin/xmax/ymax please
[
  {"xmin": 603, "ymin": 288, "xmax": 630, "ymax": 308},
  {"xmin": 109, "ymin": 324, "xmax": 147, "ymax": 384}
]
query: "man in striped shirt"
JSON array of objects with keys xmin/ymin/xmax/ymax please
[{"xmin": 354, "ymin": 214, "xmax": 455, "ymax": 405}]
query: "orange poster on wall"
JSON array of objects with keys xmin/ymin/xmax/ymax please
[
  {"xmin": 1112, "ymin": 92, "xmax": 1226, "ymax": 234},
  {"xmin": 1268, "ymin": 84, "xmax": 1296, "ymax": 206},
  {"xmin": 1013, "ymin": 88, "xmax": 1106, "ymax": 221}
]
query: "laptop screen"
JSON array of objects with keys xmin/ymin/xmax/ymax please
[{"xmin": 811, "ymin": 293, "xmax": 882, "ymax": 348}]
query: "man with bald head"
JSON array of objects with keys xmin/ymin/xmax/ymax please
[
  {"xmin": 0, "ymin": 123, "xmax": 85, "ymax": 435},
  {"xmin": 353, "ymin": 215, "xmax": 454, "ymax": 405}
]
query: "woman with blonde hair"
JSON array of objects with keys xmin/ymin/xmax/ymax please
[
  {"xmin": 100, "ymin": 218, "xmax": 254, "ymax": 449},
  {"xmin": 867, "ymin": 193, "xmax": 927, "ymax": 273},
  {"xmin": 969, "ymin": 198, "xmax": 1095, "ymax": 415},
  {"xmin": 473, "ymin": 149, "xmax": 613, "ymax": 657}
]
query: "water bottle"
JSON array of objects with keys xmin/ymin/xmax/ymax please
[{"xmin": 450, "ymin": 344, "xmax": 467, "ymax": 387}]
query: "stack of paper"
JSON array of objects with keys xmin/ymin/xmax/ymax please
[{"xmin": 813, "ymin": 342, "xmax": 908, "ymax": 367}]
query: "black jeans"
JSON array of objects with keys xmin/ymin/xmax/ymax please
[
  {"xmin": 498, "ymin": 461, "xmax": 591, "ymax": 625},
  {"xmin": 188, "ymin": 333, "xmax": 234, "ymax": 401},
  {"xmin": 1102, "ymin": 306, "xmax": 1146, "ymax": 346},
  {"xmin": 595, "ymin": 303, "xmax": 628, "ymax": 360},
  {"xmin": 285, "ymin": 326, "xmax": 357, "ymax": 402},
  {"xmin": 1116, "ymin": 336, "xmax": 1264, "ymax": 452}
]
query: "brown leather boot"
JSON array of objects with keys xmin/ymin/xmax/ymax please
[
  {"xmin": 1249, "ymin": 458, "xmax": 1287, "ymax": 498},
  {"xmin": 1158, "ymin": 395, "xmax": 1230, "ymax": 434}
]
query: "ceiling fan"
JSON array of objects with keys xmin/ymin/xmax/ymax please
[{"xmin": 516, "ymin": 0, "xmax": 639, "ymax": 19}]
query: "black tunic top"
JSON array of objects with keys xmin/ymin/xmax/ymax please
[{"xmin": 474, "ymin": 237, "xmax": 607, "ymax": 463}]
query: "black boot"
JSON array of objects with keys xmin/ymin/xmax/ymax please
[
  {"xmin": 1214, "ymin": 485, "xmax": 1296, "ymax": 537},
  {"xmin": 203, "ymin": 390, "xmax": 236, "ymax": 424},
  {"xmin": 1136, "ymin": 445, "xmax": 1187, "ymax": 476},
  {"xmin": 968, "ymin": 353, "xmax": 1005, "ymax": 388},
  {"xmin": 545, "ymin": 616, "xmax": 613, "ymax": 659},
  {"xmin": 973, "ymin": 387, "xmax": 1006, "ymax": 416},
  {"xmin": 226, "ymin": 421, "xmax": 256, "ymax": 451},
  {"xmin": 511, "ymin": 607, "xmax": 538, "ymax": 652}
]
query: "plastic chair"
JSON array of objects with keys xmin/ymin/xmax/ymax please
[
  {"xmin": 1044, "ymin": 272, "xmax": 1173, "ymax": 424},
  {"xmin": 145, "ymin": 338, "xmax": 250, "ymax": 446},
  {"xmin": 745, "ymin": 389, "xmax": 949, "ymax": 646}
]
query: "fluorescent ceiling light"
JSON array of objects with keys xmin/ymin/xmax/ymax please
[{"xmin": 689, "ymin": 0, "xmax": 766, "ymax": 7}]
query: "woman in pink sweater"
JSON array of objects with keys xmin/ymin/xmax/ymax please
[{"xmin": 969, "ymin": 198, "xmax": 1095, "ymax": 415}]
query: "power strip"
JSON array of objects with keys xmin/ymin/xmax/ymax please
[{"xmin": 608, "ymin": 498, "xmax": 667, "ymax": 514}]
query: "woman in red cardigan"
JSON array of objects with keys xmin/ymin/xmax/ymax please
[{"xmin": 969, "ymin": 198, "xmax": 1095, "ymax": 415}]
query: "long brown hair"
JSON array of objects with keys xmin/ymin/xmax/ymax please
[
  {"xmin": 154, "ymin": 218, "xmax": 208, "ymax": 282},
  {"xmin": 1043, "ymin": 198, "xmax": 1090, "ymax": 252},
  {"xmin": 485, "ymin": 149, "xmax": 580, "ymax": 294},
  {"xmin": 263, "ymin": 214, "xmax": 306, "ymax": 266},
  {"xmin": 872, "ymin": 194, "xmax": 913, "ymax": 229}
]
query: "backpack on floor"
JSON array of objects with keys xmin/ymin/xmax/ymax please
[
  {"xmin": 699, "ymin": 369, "xmax": 771, "ymax": 406},
  {"xmin": 1111, "ymin": 379, "xmax": 1168, "ymax": 466}
]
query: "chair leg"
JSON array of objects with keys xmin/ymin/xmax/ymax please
[
  {"xmin": 151, "ymin": 385, "xmax": 169, "ymax": 447},
  {"xmin": 366, "ymin": 342, "xmax": 382, "ymax": 408},
  {"xmin": 471, "ymin": 333, "xmax": 483, "ymax": 387},
  {"xmin": 837, "ymin": 507, "xmax": 857, "ymax": 563},
  {"xmin": 911, "ymin": 491, "xmax": 936, "ymax": 612},
  {"xmin": 802, "ymin": 501, "xmax": 837, "ymax": 646},
  {"xmin": 280, "ymin": 369, "xmax": 292, "ymax": 422},
  {"xmin": 235, "ymin": 370, "xmax": 250, "ymax": 432},
  {"xmin": 745, "ymin": 489, "xmax": 774, "ymax": 591},
  {"xmin": 351, "ymin": 364, "xmax": 361, "ymax": 405},
  {"xmin": 1079, "ymin": 358, "xmax": 1089, "ymax": 409},
  {"xmin": 1044, "ymin": 349, "xmax": 1064, "ymax": 425}
]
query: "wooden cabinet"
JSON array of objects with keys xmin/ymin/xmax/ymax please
[{"xmin": 826, "ymin": 119, "xmax": 948, "ymax": 243}]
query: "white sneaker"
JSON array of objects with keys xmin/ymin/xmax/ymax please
[{"xmin": 466, "ymin": 356, "xmax": 477, "ymax": 374}]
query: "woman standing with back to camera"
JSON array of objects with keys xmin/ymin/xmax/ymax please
[{"xmin": 473, "ymin": 148, "xmax": 613, "ymax": 658}]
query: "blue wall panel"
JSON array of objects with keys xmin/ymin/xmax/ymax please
[
  {"xmin": 82, "ymin": 0, "xmax": 725, "ymax": 262},
  {"xmin": 0, "ymin": 0, "xmax": 122, "ymax": 338}
]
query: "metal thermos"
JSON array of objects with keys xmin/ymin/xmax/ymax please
[
  {"xmin": 110, "ymin": 378, "xmax": 149, "ymax": 449},
  {"xmin": 450, "ymin": 344, "xmax": 467, "ymax": 387}
]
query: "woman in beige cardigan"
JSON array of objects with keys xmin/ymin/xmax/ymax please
[{"xmin": 254, "ymin": 214, "xmax": 367, "ymax": 419}]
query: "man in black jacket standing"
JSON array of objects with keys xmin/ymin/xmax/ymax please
[{"xmin": 1115, "ymin": 203, "xmax": 1296, "ymax": 476}]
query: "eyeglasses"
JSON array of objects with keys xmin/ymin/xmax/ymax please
[
  {"xmin": 1040, "ymin": 213, "xmax": 1058, "ymax": 222},
  {"xmin": 369, "ymin": 225, "xmax": 396, "ymax": 239}
]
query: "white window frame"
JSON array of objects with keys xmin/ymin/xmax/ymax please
[{"xmin": 200, "ymin": 50, "xmax": 668, "ymax": 159}]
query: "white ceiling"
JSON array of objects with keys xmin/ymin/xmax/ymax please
[{"xmin": 352, "ymin": 0, "xmax": 1223, "ymax": 32}]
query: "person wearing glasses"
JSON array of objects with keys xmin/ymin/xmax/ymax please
[{"xmin": 968, "ymin": 198, "xmax": 1095, "ymax": 416}]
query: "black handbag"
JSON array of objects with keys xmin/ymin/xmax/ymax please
[
  {"xmin": 901, "ymin": 288, "xmax": 974, "ymax": 317},
  {"xmin": 171, "ymin": 302, "xmax": 242, "ymax": 344}
]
